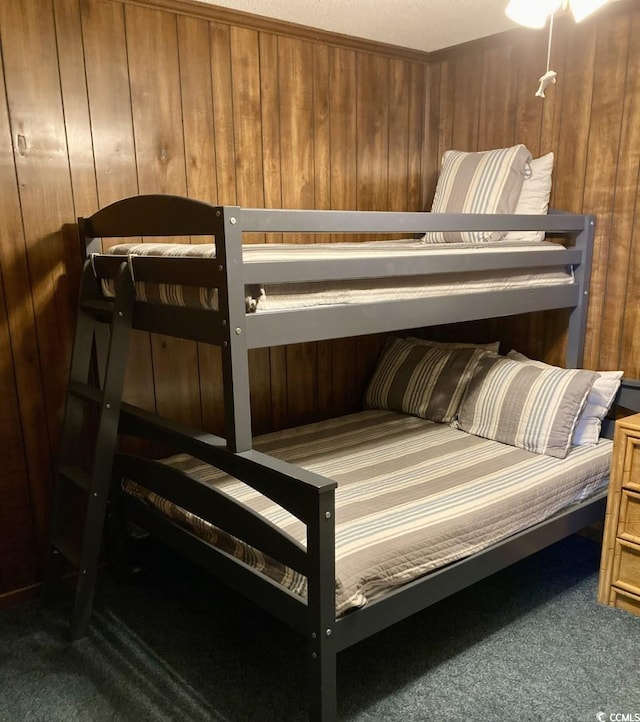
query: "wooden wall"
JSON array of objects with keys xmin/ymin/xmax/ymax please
[
  {"xmin": 0, "ymin": 0, "xmax": 430, "ymax": 603},
  {"xmin": 1, "ymin": 0, "xmax": 639, "ymax": 606},
  {"xmin": 425, "ymin": 0, "xmax": 640, "ymax": 372}
]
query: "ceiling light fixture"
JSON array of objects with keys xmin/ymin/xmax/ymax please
[
  {"xmin": 505, "ymin": 0, "xmax": 609, "ymax": 28},
  {"xmin": 505, "ymin": 0, "xmax": 609, "ymax": 97}
]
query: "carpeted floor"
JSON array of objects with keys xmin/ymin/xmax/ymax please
[{"xmin": 1, "ymin": 534, "xmax": 639, "ymax": 721}]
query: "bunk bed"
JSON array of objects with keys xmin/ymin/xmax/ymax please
[{"xmin": 50, "ymin": 194, "xmax": 640, "ymax": 722}]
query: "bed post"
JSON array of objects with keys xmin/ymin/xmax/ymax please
[
  {"xmin": 216, "ymin": 206, "xmax": 253, "ymax": 453},
  {"xmin": 306, "ymin": 486, "xmax": 338, "ymax": 721},
  {"xmin": 565, "ymin": 214, "xmax": 595, "ymax": 369}
]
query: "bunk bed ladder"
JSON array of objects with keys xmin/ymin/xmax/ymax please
[{"xmin": 44, "ymin": 260, "xmax": 134, "ymax": 640}]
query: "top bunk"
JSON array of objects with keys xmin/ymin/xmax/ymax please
[{"xmin": 81, "ymin": 194, "xmax": 594, "ymax": 364}]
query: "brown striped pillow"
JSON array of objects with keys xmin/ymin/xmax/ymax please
[
  {"xmin": 407, "ymin": 337, "xmax": 500, "ymax": 353},
  {"xmin": 364, "ymin": 338, "xmax": 486, "ymax": 423},
  {"xmin": 458, "ymin": 355, "xmax": 597, "ymax": 458},
  {"xmin": 423, "ymin": 145, "xmax": 532, "ymax": 244}
]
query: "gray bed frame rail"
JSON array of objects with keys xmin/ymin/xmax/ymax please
[{"xmin": 52, "ymin": 194, "xmax": 639, "ymax": 721}]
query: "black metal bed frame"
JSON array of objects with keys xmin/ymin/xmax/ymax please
[{"xmin": 48, "ymin": 194, "xmax": 639, "ymax": 721}]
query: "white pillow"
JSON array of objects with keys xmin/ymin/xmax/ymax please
[
  {"xmin": 506, "ymin": 350, "xmax": 622, "ymax": 445},
  {"xmin": 504, "ymin": 152, "xmax": 554, "ymax": 243}
]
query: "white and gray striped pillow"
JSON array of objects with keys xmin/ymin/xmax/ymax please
[
  {"xmin": 423, "ymin": 144, "xmax": 532, "ymax": 244},
  {"xmin": 458, "ymin": 355, "xmax": 597, "ymax": 458},
  {"xmin": 364, "ymin": 338, "xmax": 486, "ymax": 423}
]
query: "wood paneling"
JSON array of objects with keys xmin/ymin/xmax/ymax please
[
  {"xmin": 1, "ymin": 0, "xmax": 78, "ymax": 568},
  {"xmin": 427, "ymin": 3, "xmax": 640, "ymax": 373},
  {"xmin": 0, "ymin": 0, "xmax": 430, "ymax": 601},
  {"xmin": 2, "ymin": 0, "xmax": 638, "ymax": 604},
  {"xmin": 0, "ymin": 37, "xmax": 49, "ymax": 592}
]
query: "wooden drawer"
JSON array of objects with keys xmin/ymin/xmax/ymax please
[
  {"xmin": 598, "ymin": 414, "xmax": 640, "ymax": 615},
  {"xmin": 618, "ymin": 489, "xmax": 640, "ymax": 545},
  {"xmin": 622, "ymin": 431, "xmax": 640, "ymax": 493},
  {"xmin": 613, "ymin": 538, "xmax": 640, "ymax": 597},
  {"xmin": 610, "ymin": 587, "xmax": 640, "ymax": 616}
]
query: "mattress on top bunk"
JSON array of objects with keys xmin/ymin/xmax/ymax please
[
  {"xmin": 123, "ymin": 409, "xmax": 611, "ymax": 615},
  {"xmin": 100, "ymin": 239, "xmax": 574, "ymax": 312}
]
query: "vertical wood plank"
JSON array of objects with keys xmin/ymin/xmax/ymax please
[
  {"xmin": 82, "ymin": 0, "xmax": 139, "ymax": 209},
  {"xmin": 451, "ymin": 53, "xmax": 481, "ymax": 150},
  {"xmin": 313, "ymin": 43, "xmax": 334, "ymax": 418},
  {"xmin": 581, "ymin": 13, "xmax": 630, "ymax": 371},
  {"xmin": 313, "ymin": 44, "xmax": 331, "ymax": 215},
  {"xmin": 513, "ymin": 34, "xmax": 546, "ymax": 360},
  {"xmin": 329, "ymin": 47, "xmax": 359, "ymax": 415},
  {"xmin": 278, "ymin": 37, "xmax": 317, "ymax": 426},
  {"xmin": 513, "ymin": 34, "xmax": 545, "ymax": 158},
  {"xmin": 601, "ymin": 11, "xmax": 640, "ymax": 372},
  {"xmin": 0, "ymin": 51, "xmax": 45, "ymax": 591},
  {"xmin": 619, "ymin": 9, "xmax": 640, "ymax": 379},
  {"xmin": 278, "ymin": 37, "xmax": 315, "ymax": 227},
  {"xmin": 229, "ymin": 25, "xmax": 271, "ymax": 434},
  {"xmin": 1, "ymin": 0, "xmax": 78, "ymax": 553},
  {"xmin": 82, "ymin": 0, "xmax": 156, "ymax": 414},
  {"xmin": 205, "ymin": 20, "xmax": 239, "ymax": 435},
  {"xmin": 177, "ymin": 15, "xmax": 218, "ymax": 209},
  {"xmin": 407, "ymin": 62, "xmax": 426, "ymax": 210},
  {"xmin": 524, "ymin": 27, "xmax": 568, "ymax": 364},
  {"xmin": 538, "ymin": 22, "xmax": 567, "ymax": 204},
  {"xmin": 388, "ymin": 59, "xmax": 410, "ymax": 213},
  {"xmin": 53, "ymin": 0, "xmax": 96, "ymax": 337},
  {"xmin": 0, "ymin": 273, "xmax": 40, "ymax": 592},
  {"xmin": 552, "ymin": 22, "xmax": 597, "ymax": 211},
  {"xmin": 436, "ymin": 60, "xmax": 454, "ymax": 171},
  {"xmin": 126, "ymin": 4, "xmax": 201, "ymax": 428},
  {"xmin": 478, "ymin": 44, "xmax": 517, "ymax": 150},
  {"xmin": 210, "ymin": 22, "xmax": 237, "ymax": 205},
  {"xmin": 53, "ymin": 0, "xmax": 99, "ymax": 220},
  {"xmin": 230, "ymin": 27, "xmax": 266, "ymax": 232},
  {"xmin": 355, "ymin": 52, "xmax": 389, "ymax": 387},
  {"xmin": 329, "ymin": 47, "xmax": 357, "ymax": 242},
  {"xmin": 356, "ymin": 53, "xmax": 389, "ymax": 214},
  {"xmin": 177, "ymin": 14, "xmax": 224, "ymax": 435},
  {"xmin": 259, "ymin": 32, "xmax": 288, "ymax": 429},
  {"xmin": 259, "ymin": 32, "xmax": 283, "ymax": 229},
  {"xmin": 422, "ymin": 62, "xmax": 441, "ymax": 208}
]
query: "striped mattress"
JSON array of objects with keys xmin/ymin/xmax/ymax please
[
  {"xmin": 123, "ymin": 410, "xmax": 611, "ymax": 615},
  {"xmin": 101, "ymin": 239, "xmax": 573, "ymax": 313}
]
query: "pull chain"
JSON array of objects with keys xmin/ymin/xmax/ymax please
[{"xmin": 535, "ymin": 13, "xmax": 557, "ymax": 98}]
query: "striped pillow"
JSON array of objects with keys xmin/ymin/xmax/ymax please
[
  {"xmin": 407, "ymin": 337, "xmax": 501, "ymax": 354},
  {"xmin": 506, "ymin": 350, "xmax": 622, "ymax": 446},
  {"xmin": 364, "ymin": 338, "xmax": 486, "ymax": 423},
  {"xmin": 423, "ymin": 145, "xmax": 532, "ymax": 244},
  {"xmin": 458, "ymin": 355, "xmax": 597, "ymax": 458}
]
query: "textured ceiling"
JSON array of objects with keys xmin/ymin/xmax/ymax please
[{"xmin": 199, "ymin": 0, "xmax": 521, "ymax": 52}]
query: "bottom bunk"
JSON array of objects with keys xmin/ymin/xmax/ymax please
[
  {"xmin": 105, "ymin": 338, "xmax": 631, "ymax": 721},
  {"xmin": 121, "ymin": 409, "xmax": 612, "ymax": 618}
]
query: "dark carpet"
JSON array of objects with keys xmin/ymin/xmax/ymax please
[{"xmin": 1, "ymin": 535, "xmax": 639, "ymax": 721}]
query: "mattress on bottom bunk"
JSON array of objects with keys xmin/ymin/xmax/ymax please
[
  {"xmin": 100, "ymin": 240, "xmax": 573, "ymax": 312},
  {"xmin": 123, "ymin": 409, "xmax": 611, "ymax": 615}
]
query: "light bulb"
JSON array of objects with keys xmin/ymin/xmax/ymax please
[
  {"xmin": 505, "ymin": 0, "xmax": 562, "ymax": 28},
  {"xmin": 570, "ymin": 0, "xmax": 609, "ymax": 22}
]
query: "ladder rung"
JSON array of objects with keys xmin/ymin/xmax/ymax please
[
  {"xmin": 51, "ymin": 535, "xmax": 81, "ymax": 568},
  {"xmin": 68, "ymin": 381, "xmax": 103, "ymax": 405},
  {"xmin": 59, "ymin": 465, "xmax": 91, "ymax": 493},
  {"xmin": 81, "ymin": 298, "xmax": 116, "ymax": 323}
]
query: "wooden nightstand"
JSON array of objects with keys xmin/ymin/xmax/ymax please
[{"xmin": 598, "ymin": 413, "xmax": 640, "ymax": 616}]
